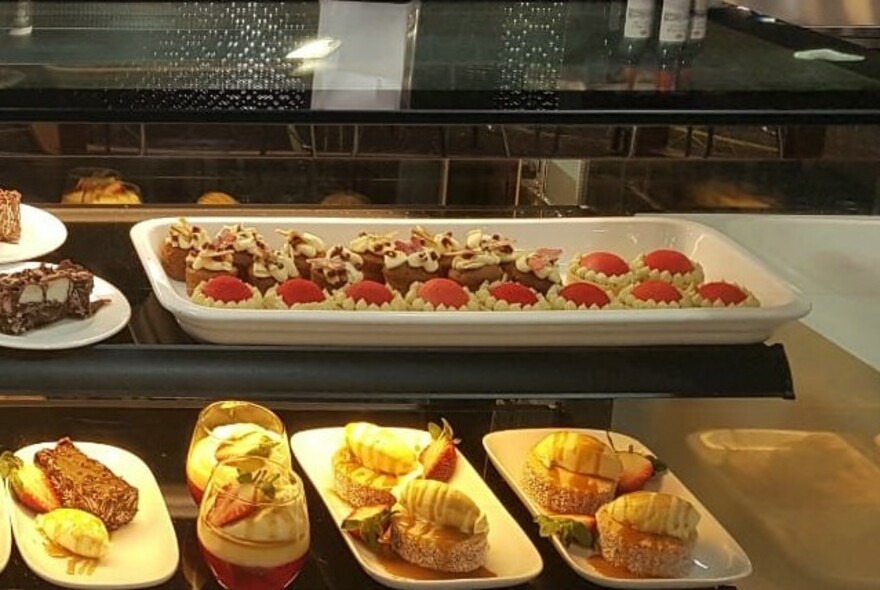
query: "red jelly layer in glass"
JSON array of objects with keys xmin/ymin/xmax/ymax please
[
  {"xmin": 199, "ymin": 543, "xmax": 306, "ymax": 590},
  {"xmin": 187, "ymin": 476, "xmax": 205, "ymax": 505}
]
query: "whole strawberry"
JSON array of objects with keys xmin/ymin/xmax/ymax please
[
  {"xmin": 0, "ymin": 451, "xmax": 60, "ymax": 513},
  {"xmin": 419, "ymin": 418, "xmax": 459, "ymax": 482}
]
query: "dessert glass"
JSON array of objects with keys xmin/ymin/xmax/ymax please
[
  {"xmin": 197, "ymin": 456, "xmax": 310, "ymax": 590},
  {"xmin": 186, "ymin": 401, "xmax": 291, "ymax": 504}
]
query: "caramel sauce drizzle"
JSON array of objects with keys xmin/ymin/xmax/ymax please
[{"xmin": 44, "ymin": 541, "xmax": 98, "ymax": 576}]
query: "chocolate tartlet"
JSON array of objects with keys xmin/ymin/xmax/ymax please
[
  {"xmin": 160, "ymin": 217, "xmax": 209, "ymax": 281},
  {"xmin": 349, "ymin": 232, "xmax": 395, "ymax": 283},
  {"xmin": 465, "ymin": 229, "xmax": 519, "ymax": 276},
  {"xmin": 213, "ymin": 224, "xmax": 269, "ymax": 278},
  {"xmin": 383, "ymin": 240, "xmax": 442, "ymax": 293},
  {"xmin": 185, "ymin": 245, "xmax": 237, "ymax": 296},
  {"xmin": 278, "ymin": 229, "xmax": 327, "ymax": 278},
  {"xmin": 411, "ymin": 226, "xmax": 460, "ymax": 276},
  {"xmin": 507, "ymin": 248, "xmax": 562, "ymax": 294},
  {"xmin": 309, "ymin": 245, "xmax": 364, "ymax": 291},
  {"xmin": 448, "ymin": 250, "xmax": 503, "ymax": 291},
  {"xmin": 247, "ymin": 249, "xmax": 299, "ymax": 294}
]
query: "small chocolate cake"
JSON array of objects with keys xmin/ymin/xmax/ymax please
[{"xmin": 0, "ymin": 260, "xmax": 98, "ymax": 335}]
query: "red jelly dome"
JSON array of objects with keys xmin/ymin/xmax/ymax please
[
  {"xmin": 277, "ymin": 278, "xmax": 325, "ymax": 306},
  {"xmin": 579, "ymin": 251, "xmax": 629, "ymax": 277},
  {"xmin": 346, "ymin": 280, "xmax": 394, "ymax": 306},
  {"xmin": 698, "ymin": 281, "xmax": 747, "ymax": 305},
  {"xmin": 643, "ymin": 249, "xmax": 694, "ymax": 274},
  {"xmin": 418, "ymin": 278, "xmax": 469, "ymax": 308},
  {"xmin": 632, "ymin": 280, "xmax": 683, "ymax": 303},
  {"xmin": 489, "ymin": 282, "xmax": 539, "ymax": 306},
  {"xmin": 559, "ymin": 282, "xmax": 611, "ymax": 308},
  {"xmin": 202, "ymin": 275, "xmax": 253, "ymax": 303}
]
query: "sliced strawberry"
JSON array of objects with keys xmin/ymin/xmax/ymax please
[
  {"xmin": 698, "ymin": 281, "xmax": 748, "ymax": 305},
  {"xmin": 489, "ymin": 282, "xmax": 538, "ymax": 306},
  {"xmin": 202, "ymin": 275, "xmax": 254, "ymax": 303},
  {"xmin": 341, "ymin": 504, "xmax": 392, "ymax": 552},
  {"xmin": 207, "ymin": 483, "xmax": 257, "ymax": 528},
  {"xmin": 644, "ymin": 249, "xmax": 694, "ymax": 274},
  {"xmin": 419, "ymin": 418, "xmax": 459, "ymax": 482},
  {"xmin": 0, "ymin": 452, "xmax": 60, "ymax": 513},
  {"xmin": 579, "ymin": 252, "xmax": 629, "ymax": 277},
  {"xmin": 616, "ymin": 451, "xmax": 655, "ymax": 494},
  {"xmin": 631, "ymin": 280, "xmax": 683, "ymax": 304}
]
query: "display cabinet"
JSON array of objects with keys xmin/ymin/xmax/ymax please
[{"xmin": 1, "ymin": 2, "xmax": 879, "ymax": 590}]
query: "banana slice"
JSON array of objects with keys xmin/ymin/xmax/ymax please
[
  {"xmin": 533, "ymin": 432, "xmax": 623, "ymax": 481},
  {"xmin": 398, "ymin": 479, "xmax": 488, "ymax": 535},
  {"xmin": 345, "ymin": 422, "xmax": 417, "ymax": 475},
  {"xmin": 36, "ymin": 508, "xmax": 110, "ymax": 559},
  {"xmin": 604, "ymin": 491, "xmax": 700, "ymax": 541}
]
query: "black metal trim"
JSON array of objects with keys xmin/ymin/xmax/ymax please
[{"xmin": 0, "ymin": 343, "xmax": 795, "ymax": 400}]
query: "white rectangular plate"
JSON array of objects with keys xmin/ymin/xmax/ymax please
[
  {"xmin": 482, "ymin": 428, "xmax": 752, "ymax": 589},
  {"xmin": 7, "ymin": 441, "xmax": 179, "ymax": 589},
  {"xmin": 130, "ymin": 216, "xmax": 810, "ymax": 346},
  {"xmin": 291, "ymin": 427, "xmax": 543, "ymax": 589}
]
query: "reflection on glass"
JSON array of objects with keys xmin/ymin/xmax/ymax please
[{"xmin": 186, "ymin": 401, "xmax": 291, "ymax": 504}]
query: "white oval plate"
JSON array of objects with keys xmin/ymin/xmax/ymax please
[
  {"xmin": 483, "ymin": 428, "xmax": 752, "ymax": 589},
  {"xmin": 0, "ymin": 205, "xmax": 67, "ymax": 265},
  {"xmin": 7, "ymin": 441, "xmax": 179, "ymax": 589},
  {"xmin": 0, "ymin": 262, "xmax": 130, "ymax": 350},
  {"xmin": 291, "ymin": 426, "xmax": 544, "ymax": 590}
]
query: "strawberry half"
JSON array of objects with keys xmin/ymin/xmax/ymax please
[
  {"xmin": 341, "ymin": 504, "xmax": 392, "ymax": 552},
  {"xmin": 207, "ymin": 483, "xmax": 258, "ymax": 528},
  {"xmin": 0, "ymin": 452, "xmax": 60, "ymax": 513},
  {"xmin": 615, "ymin": 445, "xmax": 668, "ymax": 494},
  {"xmin": 419, "ymin": 418, "xmax": 459, "ymax": 482}
]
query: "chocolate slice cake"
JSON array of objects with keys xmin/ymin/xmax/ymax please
[
  {"xmin": 34, "ymin": 438, "xmax": 139, "ymax": 531},
  {"xmin": 0, "ymin": 189, "xmax": 21, "ymax": 243},
  {"xmin": 0, "ymin": 260, "xmax": 98, "ymax": 335}
]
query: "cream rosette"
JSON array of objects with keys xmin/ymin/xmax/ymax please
[
  {"xmin": 565, "ymin": 258, "xmax": 634, "ymax": 293},
  {"xmin": 691, "ymin": 283, "xmax": 760, "ymax": 308},
  {"xmin": 263, "ymin": 286, "xmax": 336, "ymax": 310},
  {"xmin": 192, "ymin": 281, "xmax": 263, "ymax": 309},
  {"xmin": 332, "ymin": 289, "xmax": 407, "ymax": 312},
  {"xmin": 475, "ymin": 282, "xmax": 552, "ymax": 311},
  {"xmin": 631, "ymin": 254, "xmax": 704, "ymax": 291},
  {"xmin": 618, "ymin": 283, "xmax": 692, "ymax": 309},
  {"xmin": 166, "ymin": 217, "xmax": 209, "ymax": 250},
  {"xmin": 545, "ymin": 284, "xmax": 619, "ymax": 311},
  {"xmin": 404, "ymin": 282, "xmax": 480, "ymax": 311}
]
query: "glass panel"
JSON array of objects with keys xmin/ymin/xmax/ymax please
[{"xmin": 2, "ymin": 1, "xmax": 880, "ymax": 122}]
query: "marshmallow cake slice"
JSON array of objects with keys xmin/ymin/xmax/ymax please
[
  {"xmin": 522, "ymin": 431, "xmax": 623, "ymax": 515},
  {"xmin": 332, "ymin": 422, "xmax": 417, "ymax": 507},
  {"xmin": 391, "ymin": 479, "xmax": 489, "ymax": 573},
  {"xmin": 596, "ymin": 491, "xmax": 700, "ymax": 578}
]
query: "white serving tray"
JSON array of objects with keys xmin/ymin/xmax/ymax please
[
  {"xmin": 290, "ymin": 427, "xmax": 543, "ymax": 589},
  {"xmin": 7, "ymin": 441, "xmax": 179, "ymax": 589},
  {"xmin": 483, "ymin": 428, "xmax": 752, "ymax": 589},
  {"xmin": 130, "ymin": 216, "xmax": 810, "ymax": 346},
  {"xmin": 0, "ymin": 479, "xmax": 10, "ymax": 576}
]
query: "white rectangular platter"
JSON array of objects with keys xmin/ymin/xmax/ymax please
[
  {"xmin": 130, "ymin": 216, "xmax": 810, "ymax": 346},
  {"xmin": 7, "ymin": 441, "xmax": 179, "ymax": 589},
  {"xmin": 483, "ymin": 428, "xmax": 752, "ymax": 589},
  {"xmin": 290, "ymin": 427, "xmax": 543, "ymax": 589}
]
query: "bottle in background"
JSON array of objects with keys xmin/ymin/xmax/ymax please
[
  {"xmin": 616, "ymin": 0, "xmax": 656, "ymax": 89},
  {"xmin": 678, "ymin": 0, "xmax": 708, "ymax": 89},
  {"xmin": 655, "ymin": 0, "xmax": 691, "ymax": 92}
]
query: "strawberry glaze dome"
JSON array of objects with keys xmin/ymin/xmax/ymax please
[
  {"xmin": 567, "ymin": 251, "xmax": 634, "ymax": 292},
  {"xmin": 632, "ymin": 249, "xmax": 704, "ymax": 290}
]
